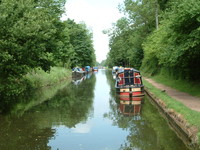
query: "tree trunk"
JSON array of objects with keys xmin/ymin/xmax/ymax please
[{"xmin": 155, "ymin": 0, "xmax": 159, "ymax": 30}]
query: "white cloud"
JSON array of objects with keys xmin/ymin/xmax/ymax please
[
  {"xmin": 63, "ymin": 0, "xmax": 123, "ymax": 62},
  {"xmin": 72, "ymin": 122, "xmax": 92, "ymax": 133}
]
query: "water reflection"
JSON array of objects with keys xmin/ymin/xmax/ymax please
[
  {"xmin": 72, "ymin": 75, "xmax": 86, "ymax": 85},
  {"xmin": 0, "ymin": 70, "xmax": 189, "ymax": 150},
  {"xmin": 0, "ymin": 74, "xmax": 96, "ymax": 150},
  {"xmin": 104, "ymin": 70, "xmax": 189, "ymax": 150},
  {"xmin": 119, "ymin": 100, "xmax": 142, "ymax": 117}
]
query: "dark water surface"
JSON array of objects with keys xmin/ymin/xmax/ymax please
[{"xmin": 0, "ymin": 70, "xmax": 188, "ymax": 150}]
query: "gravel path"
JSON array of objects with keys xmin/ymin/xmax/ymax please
[{"xmin": 144, "ymin": 77, "xmax": 200, "ymax": 112}]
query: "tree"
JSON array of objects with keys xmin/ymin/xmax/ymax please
[
  {"xmin": 142, "ymin": 0, "xmax": 200, "ymax": 80},
  {"xmin": 106, "ymin": 0, "xmax": 158, "ymax": 69},
  {"xmin": 52, "ymin": 21, "xmax": 75, "ymax": 68},
  {"xmin": 66, "ymin": 19, "xmax": 96, "ymax": 68},
  {"xmin": 0, "ymin": 0, "xmax": 66, "ymax": 79},
  {"xmin": 0, "ymin": 0, "xmax": 67, "ymax": 98}
]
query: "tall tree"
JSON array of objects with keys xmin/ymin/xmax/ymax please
[
  {"xmin": 142, "ymin": 0, "xmax": 200, "ymax": 80},
  {"xmin": 0, "ymin": 0, "xmax": 66, "ymax": 78},
  {"xmin": 106, "ymin": 0, "xmax": 158, "ymax": 68},
  {"xmin": 66, "ymin": 19, "xmax": 96, "ymax": 68},
  {"xmin": 0, "ymin": 0, "xmax": 67, "ymax": 98}
]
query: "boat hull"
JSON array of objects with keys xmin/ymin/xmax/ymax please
[
  {"xmin": 72, "ymin": 71, "xmax": 85, "ymax": 78},
  {"xmin": 116, "ymin": 85, "xmax": 145, "ymax": 97}
]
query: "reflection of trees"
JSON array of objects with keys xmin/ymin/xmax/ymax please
[
  {"xmin": 0, "ymin": 74, "xmax": 96, "ymax": 150},
  {"xmin": 0, "ymin": 79, "xmax": 71, "ymax": 115},
  {"xmin": 0, "ymin": 114, "xmax": 53, "ymax": 150},
  {"xmin": 29, "ymin": 74, "xmax": 96, "ymax": 128},
  {"xmin": 105, "ymin": 69, "xmax": 117, "ymax": 99}
]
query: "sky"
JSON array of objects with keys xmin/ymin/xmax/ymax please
[{"xmin": 62, "ymin": 0, "xmax": 124, "ymax": 63}]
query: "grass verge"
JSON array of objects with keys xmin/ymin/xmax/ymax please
[
  {"xmin": 143, "ymin": 79, "xmax": 200, "ymax": 144},
  {"xmin": 142, "ymin": 72, "xmax": 200, "ymax": 98},
  {"xmin": 24, "ymin": 67, "xmax": 71, "ymax": 88}
]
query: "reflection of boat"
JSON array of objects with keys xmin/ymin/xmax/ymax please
[
  {"xmin": 86, "ymin": 72, "xmax": 92, "ymax": 79},
  {"xmin": 119, "ymin": 100, "xmax": 142, "ymax": 116},
  {"xmin": 115, "ymin": 68, "xmax": 144, "ymax": 97},
  {"xmin": 119, "ymin": 95, "xmax": 144, "ymax": 103},
  {"xmin": 72, "ymin": 76, "xmax": 86, "ymax": 85},
  {"xmin": 112, "ymin": 74, "xmax": 116, "ymax": 79},
  {"xmin": 72, "ymin": 67, "xmax": 85, "ymax": 78}
]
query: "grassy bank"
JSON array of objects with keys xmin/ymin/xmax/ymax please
[
  {"xmin": 24, "ymin": 67, "xmax": 71, "ymax": 88},
  {"xmin": 143, "ymin": 79, "xmax": 200, "ymax": 144},
  {"xmin": 141, "ymin": 72, "xmax": 200, "ymax": 98}
]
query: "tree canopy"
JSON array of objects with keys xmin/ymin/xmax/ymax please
[
  {"xmin": 0, "ymin": 0, "xmax": 96, "ymax": 97},
  {"xmin": 106, "ymin": 0, "xmax": 200, "ymax": 81}
]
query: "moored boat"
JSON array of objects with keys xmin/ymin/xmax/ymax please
[
  {"xmin": 115, "ymin": 68, "xmax": 144, "ymax": 97},
  {"xmin": 112, "ymin": 66, "xmax": 119, "ymax": 75},
  {"xmin": 72, "ymin": 67, "xmax": 85, "ymax": 78},
  {"xmin": 85, "ymin": 66, "xmax": 91, "ymax": 73},
  {"xmin": 92, "ymin": 67, "xmax": 98, "ymax": 71}
]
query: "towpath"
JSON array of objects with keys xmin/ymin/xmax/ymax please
[{"xmin": 144, "ymin": 77, "xmax": 200, "ymax": 112}]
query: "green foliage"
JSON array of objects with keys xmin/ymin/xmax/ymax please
[
  {"xmin": 0, "ymin": 67, "xmax": 71, "ymax": 113},
  {"xmin": 0, "ymin": 0, "xmax": 66, "ymax": 78},
  {"xmin": 0, "ymin": 0, "xmax": 97, "ymax": 102},
  {"xmin": 106, "ymin": 0, "xmax": 157, "ymax": 68},
  {"xmin": 66, "ymin": 19, "xmax": 96, "ymax": 68},
  {"xmin": 52, "ymin": 21, "xmax": 75, "ymax": 68},
  {"xmin": 142, "ymin": 0, "xmax": 200, "ymax": 81},
  {"xmin": 143, "ymin": 70, "xmax": 200, "ymax": 98},
  {"xmin": 24, "ymin": 67, "xmax": 71, "ymax": 88},
  {"xmin": 106, "ymin": 17, "xmax": 144, "ymax": 68}
]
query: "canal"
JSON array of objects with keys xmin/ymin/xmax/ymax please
[{"xmin": 0, "ymin": 69, "xmax": 189, "ymax": 150}]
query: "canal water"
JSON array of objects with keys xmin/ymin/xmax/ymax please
[{"xmin": 0, "ymin": 69, "xmax": 189, "ymax": 150}]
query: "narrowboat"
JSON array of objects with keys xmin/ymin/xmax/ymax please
[
  {"xmin": 72, "ymin": 67, "xmax": 85, "ymax": 78},
  {"xmin": 92, "ymin": 67, "xmax": 98, "ymax": 71},
  {"xmin": 115, "ymin": 68, "xmax": 144, "ymax": 97},
  {"xmin": 85, "ymin": 66, "xmax": 91, "ymax": 73},
  {"xmin": 112, "ymin": 66, "xmax": 119, "ymax": 75}
]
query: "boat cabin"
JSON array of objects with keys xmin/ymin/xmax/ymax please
[{"xmin": 115, "ymin": 68, "xmax": 144, "ymax": 97}]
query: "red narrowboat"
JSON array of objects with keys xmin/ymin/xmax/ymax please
[{"xmin": 115, "ymin": 68, "xmax": 144, "ymax": 97}]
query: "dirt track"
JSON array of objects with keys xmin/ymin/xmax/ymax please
[{"xmin": 144, "ymin": 77, "xmax": 200, "ymax": 112}]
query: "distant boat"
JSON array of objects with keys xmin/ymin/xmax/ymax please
[
  {"xmin": 85, "ymin": 66, "xmax": 91, "ymax": 73},
  {"xmin": 115, "ymin": 68, "xmax": 144, "ymax": 97},
  {"xmin": 112, "ymin": 66, "xmax": 119, "ymax": 75},
  {"xmin": 72, "ymin": 67, "xmax": 85, "ymax": 78},
  {"xmin": 92, "ymin": 67, "xmax": 98, "ymax": 71}
]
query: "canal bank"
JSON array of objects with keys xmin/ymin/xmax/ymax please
[{"xmin": 144, "ymin": 77, "xmax": 200, "ymax": 150}]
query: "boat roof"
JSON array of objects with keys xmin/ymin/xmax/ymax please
[{"xmin": 124, "ymin": 68, "xmax": 140, "ymax": 73}]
